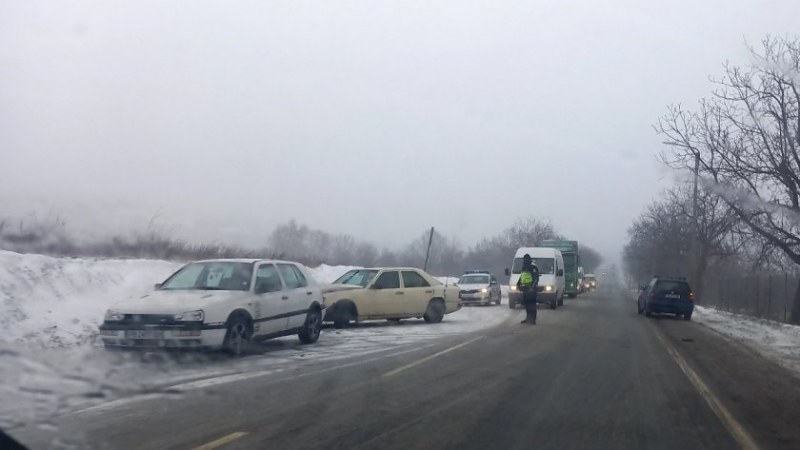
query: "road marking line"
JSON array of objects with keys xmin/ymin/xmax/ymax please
[
  {"xmin": 382, "ymin": 336, "xmax": 484, "ymax": 377},
  {"xmin": 167, "ymin": 368, "xmax": 284, "ymax": 391},
  {"xmin": 192, "ymin": 431, "xmax": 248, "ymax": 450},
  {"xmin": 651, "ymin": 325, "xmax": 760, "ymax": 450}
]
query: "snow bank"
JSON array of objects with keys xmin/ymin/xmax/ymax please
[
  {"xmin": 694, "ymin": 306, "xmax": 800, "ymax": 376},
  {"xmin": 0, "ymin": 251, "xmax": 179, "ymax": 347},
  {"xmin": 0, "ymin": 251, "xmax": 358, "ymax": 347}
]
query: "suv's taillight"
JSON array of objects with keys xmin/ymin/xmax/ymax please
[
  {"xmin": 689, "ymin": 291, "xmax": 695, "ymax": 302},
  {"xmin": 648, "ymin": 291, "xmax": 655, "ymax": 299}
]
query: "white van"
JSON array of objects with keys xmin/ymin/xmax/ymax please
[{"xmin": 505, "ymin": 247, "xmax": 566, "ymax": 310}]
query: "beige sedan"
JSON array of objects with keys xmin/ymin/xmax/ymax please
[{"xmin": 322, "ymin": 267, "xmax": 461, "ymax": 327}]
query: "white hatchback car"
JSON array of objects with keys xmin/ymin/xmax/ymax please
[{"xmin": 99, "ymin": 259, "xmax": 324, "ymax": 354}]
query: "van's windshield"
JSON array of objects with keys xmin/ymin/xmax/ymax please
[{"xmin": 512, "ymin": 257, "xmax": 555, "ymax": 274}]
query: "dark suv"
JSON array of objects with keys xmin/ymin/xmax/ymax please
[{"xmin": 637, "ymin": 277, "xmax": 694, "ymax": 320}]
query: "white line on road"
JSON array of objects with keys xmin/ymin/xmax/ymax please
[
  {"xmin": 650, "ymin": 324, "xmax": 760, "ymax": 450},
  {"xmin": 191, "ymin": 431, "xmax": 248, "ymax": 450},
  {"xmin": 167, "ymin": 368, "xmax": 284, "ymax": 391},
  {"xmin": 71, "ymin": 393, "xmax": 170, "ymax": 415},
  {"xmin": 382, "ymin": 336, "xmax": 484, "ymax": 377}
]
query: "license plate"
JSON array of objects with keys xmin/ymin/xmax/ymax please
[
  {"xmin": 125, "ymin": 330, "xmax": 164, "ymax": 339},
  {"xmin": 665, "ymin": 294, "xmax": 681, "ymax": 299}
]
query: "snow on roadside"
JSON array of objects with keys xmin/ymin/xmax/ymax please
[
  {"xmin": 0, "ymin": 251, "xmax": 359, "ymax": 348},
  {"xmin": 0, "ymin": 251, "xmax": 179, "ymax": 347},
  {"xmin": 694, "ymin": 305, "xmax": 800, "ymax": 376}
]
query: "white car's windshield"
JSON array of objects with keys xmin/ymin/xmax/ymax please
[
  {"xmin": 333, "ymin": 269, "xmax": 379, "ymax": 287},
  {"xmin": 160, "ymin": 262, "xmax": 254, "ymax": 291},
  {"xmin": 459, "ymin": 275, "xmax": 489, "ymax": 284}
]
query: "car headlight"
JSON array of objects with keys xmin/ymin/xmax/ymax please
[
  {"xmin": 481, "ymin": 288, "xmax": 488, "ymax": 293},
  {"xmin": 544, "ymin": 285, "xmax": 553, "ymax": 292},
  {"xmin": 104, "ymin": 310, "xmax": 125, "ymax": 322},
  {"xmin": 174, "ymin": 310, "xmax": 204, "ymax": 322},
  {"xmin": 510, "ymin": 285, "xmax": 517, "ymax": 291}
]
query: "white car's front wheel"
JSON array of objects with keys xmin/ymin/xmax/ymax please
[{"xmin": 223, "ymin": 315, "xmax": 252, "ymax": 356}]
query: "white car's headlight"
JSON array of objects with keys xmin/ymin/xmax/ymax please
[
  {"xmin": 174, "ymin": 310, "xmax": 204, "ymax": 322},
  {"xmin": 481, "ymin": 288, "xmax": 488, "ymax": 293},
  {"xmin": 104, "ymin": 310, "xmax": 125, "ymax": 322},
  {"xmin": 510, "ymin": 285, "xmax": 517, "ymax": 291},
  {"xmin": 544, "ymin": 286, "xmax": 553, "ymax": 292}
]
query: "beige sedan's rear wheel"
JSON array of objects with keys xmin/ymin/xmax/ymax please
[{"xmin": 423, "ymin": 300, "xmax": 445, "ymax": 323}]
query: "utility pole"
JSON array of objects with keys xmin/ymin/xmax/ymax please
[
  {"xmin": 691, "ymin": 153, "xmax": 700, "ymax": 284},
  {"xmin": 423, "ymin": 227, "xmax": 435, "ymax": 271}
]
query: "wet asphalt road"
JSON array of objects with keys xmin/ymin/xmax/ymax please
[{"xmin": 10, "ymin": 283, "xmax": 800, "ymax": 450}]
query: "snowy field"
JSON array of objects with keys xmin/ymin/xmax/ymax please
[{"xmin": 0, "ymin": 251, "xmax": 514, "ymax": 429}]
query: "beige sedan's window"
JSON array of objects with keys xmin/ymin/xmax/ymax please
[
  {"xmin": 373, "ymin": 271, "xmax": 400, "ymax": 289},
  {"xmin": 402, "ymin": 271, "xmax": 430, "ymax": 288}
]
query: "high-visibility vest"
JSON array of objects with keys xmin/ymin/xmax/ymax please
[{"xmin": 520, "ymin": 271, "xmax": 534, "ymax": 287}]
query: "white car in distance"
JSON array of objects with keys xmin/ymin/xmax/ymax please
[
  {"xmin": 457, "ymin": 271, "xmax": 502, "ymax": 305},
  {"xmin": 100, "ymin": 259, "xmax": 324, "ymax": 355}
]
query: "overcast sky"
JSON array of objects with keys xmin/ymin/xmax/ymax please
[{"xmin": 2, "ymin": 0, "xmax": 799, "ymax": 260}]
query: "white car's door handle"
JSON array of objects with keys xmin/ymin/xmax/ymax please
[
  {"xmin": 306, "ymin": 291, "xmax": 313, "ymax": 295},
  {"xmin": 282, "ymin": 295, "xmax": 289, "ymax": 300},
  {"xmin": 424, "ymin": 290, "xmax": 433, "ymax": 294},
  {"xmin": 395, "ymin": 292, "xmax": 404, "ymax": 295}
]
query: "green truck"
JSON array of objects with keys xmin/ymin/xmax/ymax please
[{"xmin": 540, "ymin": 240, "xmax": 581, "ymax": 298}]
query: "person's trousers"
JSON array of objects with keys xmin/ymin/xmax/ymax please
[{"xmin": 522, "ymin": 289, "xmax": 537, "ymax": 321}]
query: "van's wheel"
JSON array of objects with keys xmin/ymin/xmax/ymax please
[
  {"xmin": 298, "ymin": 308, "xmax": 322, "ymax": 344},
  {"xmin": 424, "ymin": 300, "xmax": 445, "ymax": 323},
  {"xmin": 508, "ymin": 299, "xmax": 516, "ymax": 309},
  {"xmin": 557, "ymin": 294, "xmax": 564, "ymax": 306},
  {"xmin": 223, "ymin": 315, "xmax": 252, "ymax": 356},
  {"xmin": 550, "ymin": 297, "xmax": 557, "ymax": 310}
]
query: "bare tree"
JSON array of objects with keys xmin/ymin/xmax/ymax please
[
  {"xmin": 657, "ymin": 36, "xmax": 800, "ymax": 321},
  {"xmin": 623, "ymin": 198, "xmax": 692, "ymax": 286}
]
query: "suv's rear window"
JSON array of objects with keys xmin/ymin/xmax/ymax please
[{"xmin": 654, "ymin": 281, "xmax": 691, "ymax": 296}]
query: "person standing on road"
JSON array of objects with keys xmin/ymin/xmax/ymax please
[{"xmin": 517, "ymin": 254, "xmax": 539, "ymax": 324}]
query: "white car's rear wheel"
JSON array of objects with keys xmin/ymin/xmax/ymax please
[{"xmin": 298, "ymin": 308, "xmax": 322, "ymax": 344}]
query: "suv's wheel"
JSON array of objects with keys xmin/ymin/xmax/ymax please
[
  {"xmin": 223, "ymin": 315, "xmax": 252, "ymax": 356},
  {"xmin": 644, "ymin": 304, "xmax": 652, "ymax": 317},
  {"xmin": 424, "ymin": 300, "xmax": 445, "ymax": 323},
  {"xmin": 637, "ymin": 303, "xmax": 643, "ymax": 315},
  {"xmin": 684, "ymin": 312, "xmax": 692, "ymax": 321},
  {"xmin": 495, "ymin": 293, "xmax": 501, "ymax": 305},
  {"xmin": 298, "ymin": 308, "xmax": 322, "ymax": 344}
]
